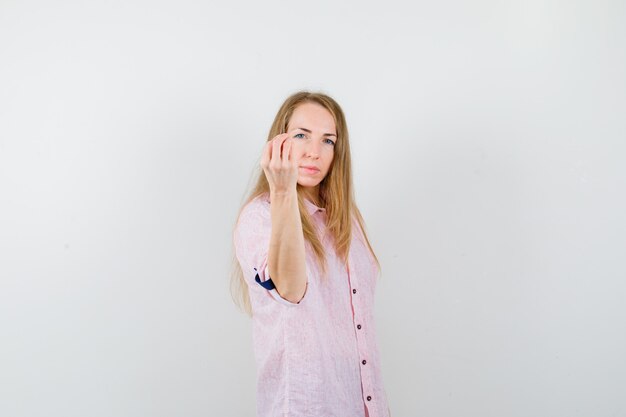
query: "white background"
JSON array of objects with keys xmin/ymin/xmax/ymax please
[{"xmin": 1, "ymin": 1, "xmax": 625, "ymax": 416}]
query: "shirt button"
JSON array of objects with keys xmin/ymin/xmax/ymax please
[
  {"xmin": 367, "ymin": 396, "xmax": 372, "ymax": 401},
  {"xmin": 352, "ymin": 289, "xmax": 357, "ymax": 294},
  {"xmin": 362, "ymin": 360, "xmax": 367, "ymax": 365},
  {"xmin": 357, "ymin": 324, "xmax": 362, "ymax": 329}
]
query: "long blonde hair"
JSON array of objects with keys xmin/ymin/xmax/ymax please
[{"xmin": 230, "ymin": 90, "xmax": 381, "ymax": 317}]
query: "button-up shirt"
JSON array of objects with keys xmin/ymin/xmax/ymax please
[{"xmin": 233, "ymin": 192, "xmax": 391, "ymax": 417}]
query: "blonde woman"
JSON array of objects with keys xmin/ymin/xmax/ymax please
[{"xmin": 231, "ymin": 91, "xmax": 391, "ymax": 417}]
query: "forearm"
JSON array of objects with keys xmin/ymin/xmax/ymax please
[{"xmin": 267, "ymin": 190, "xmax": 307, "ymax": 303}]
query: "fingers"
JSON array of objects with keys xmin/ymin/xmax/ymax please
[
  {"xmin": 261, "ymin": 137, "xmax": 271, "ymax": 168},
  {"xmin": 262, "ymin": 133, "xmax": 283, "ymax": 167},
  {"xmin": 271, "ymin": 133, "xmax": 290, "ymax": 163},
  {"xmin": 284, "ymin": 135, "xmax": 293, "ymax": 162},
  {"xmin": 262, "ymin": 131, "xmax": 295, "ymax": 170},
  {"xmin": 261, "ymin": 132, "xmax": 298, "ymax": 193}
]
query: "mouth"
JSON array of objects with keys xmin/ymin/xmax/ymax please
[{"xmin": 300, "ymin": 166, "xmax": 320, "ymax": 173}]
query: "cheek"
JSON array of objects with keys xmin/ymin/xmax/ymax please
[
  {"xmin": 290, "ymin": 141, "xmax": 305, "ymax": 156},
  {"xmin": 323, "ymin": 150, "xmax": 334, "ymax": 169}
]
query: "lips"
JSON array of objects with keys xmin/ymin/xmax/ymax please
[{"xmin": 300, "ymin": 165, "xmax": 320, "ymax": 172}]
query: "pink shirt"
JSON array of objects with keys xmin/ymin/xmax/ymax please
[{"xmin": 233, "ymin": 193, "xmax": 391, "ymax": 417}]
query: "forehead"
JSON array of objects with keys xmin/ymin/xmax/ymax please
[{"xmin": 288, "ymin": 102, "xmax": 336, "ymax": 133}]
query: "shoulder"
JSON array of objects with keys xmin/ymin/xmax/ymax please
[
  {"xmin": 351, "ymin": 214, "xmax": 366, "ymax": 243},
  {"xmin": 247, "ymin": 192, "xmax": 270, "ymax": 214},
  {"xmin": 237, "ymin": 193, "xmax": 271, "ymax": 227}
]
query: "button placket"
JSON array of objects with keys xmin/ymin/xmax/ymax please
[{"xmin": 348, "ymin": 258, "xmax": 374, "ymax": 409}]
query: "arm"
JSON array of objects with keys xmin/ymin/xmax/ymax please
[{"xmin": 268, "ymin": 190, "xmax": 307, "ymax": 303}]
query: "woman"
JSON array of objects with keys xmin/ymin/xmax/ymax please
[{"xmin": 231, "ymin": 91, "xmax": 391, "ymax": 417}]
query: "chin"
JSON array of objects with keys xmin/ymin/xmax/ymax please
[{"xmin": 297, "ymin": 177, "xmax": 322, "ymax": 187}]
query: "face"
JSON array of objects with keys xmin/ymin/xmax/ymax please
[{"xmin": 286, "ymin": 102, "xmax": 337, "ymax": 201}]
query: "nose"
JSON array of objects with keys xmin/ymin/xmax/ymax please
[{"xmin": 305, "ymin": 139, "xmax": 321, "ymax": 158}]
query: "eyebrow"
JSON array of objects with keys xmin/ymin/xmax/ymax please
[{"xmin": 295, "ymin": 127, "xmax": 337, "ymax": 137}]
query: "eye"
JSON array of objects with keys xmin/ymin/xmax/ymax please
[
  {"xmin": 325, "ymin": 138, "xmax": 336, "ymax": 146},
  {"xmin": 294, "ymin": 133, "xmax": 306, "ymax": 139}
]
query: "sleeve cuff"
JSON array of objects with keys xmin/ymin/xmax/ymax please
[{"xmin": 253, "ymin": 263, "xmax": 306, "ymax": 307}]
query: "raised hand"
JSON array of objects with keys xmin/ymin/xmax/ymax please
[{"xmin": 260, "ymin": 130, "xmax": 299, "ymax": 195}]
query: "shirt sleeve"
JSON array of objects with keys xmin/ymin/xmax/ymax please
[{"xmin": 233, "ymin": 199, "xmax": 307, "ymax": 307}]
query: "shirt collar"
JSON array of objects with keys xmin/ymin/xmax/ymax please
[{"xmin": 303, "ymin": 197, "xmax": 326, "ymax": 215}]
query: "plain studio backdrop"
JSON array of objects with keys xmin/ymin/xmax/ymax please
[{"xmin": 1, "ymin": 0, "xmax": 625, "ymax": 416}]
